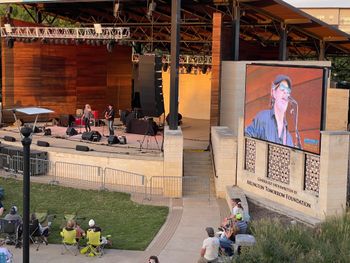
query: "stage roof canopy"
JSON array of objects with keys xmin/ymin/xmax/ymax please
[{"xmin": 1, "ymin": 0, "xmax": 350, "ymax": 58}]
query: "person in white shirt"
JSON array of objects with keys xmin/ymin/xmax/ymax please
[{"xmin": 198, "ymin": 227, "xmax": 220, "ymax": 263}]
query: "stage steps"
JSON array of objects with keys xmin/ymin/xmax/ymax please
[{"xmin": 183, "ymin": 151, "xmax": 216, "ymax": 197}]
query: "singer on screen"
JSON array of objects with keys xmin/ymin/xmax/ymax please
[{"xmin": 245, "ymin": 74, "xmax": 295, "ymax": 147}]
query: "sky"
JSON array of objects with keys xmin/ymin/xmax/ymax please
[{"xmin": 284, "ymin": 0, "xmax": 350, "ymax": 8}]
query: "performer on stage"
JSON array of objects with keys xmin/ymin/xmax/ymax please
[
  {"xmin": 105, "ymin": 104, "xmax": 115, "ymax": 136},
  {"xmin": 82, "ymin": 104, "xmax": 92, "ymax": 132},
  {"xmin": 245, "ymin": 75, "xmax": 295, "ymax": 147}
]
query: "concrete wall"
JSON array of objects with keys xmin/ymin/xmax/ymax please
[
  {"xmin": 220, "ymin": 61, "xmax": 334, "ymax": 137},
  {"xmin": 211, "ymin": 126, "xmax": 237, "ymax": 198},
  {"xmin": 236, "ymin": 118, "xmax": 349, "ymax": 222},
  {"xmin": 162, "ymin": 71, "xmax": 211, "ymax": 120}
]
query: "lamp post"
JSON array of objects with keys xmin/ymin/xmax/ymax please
[{"xmin": 21, "ymin": 126, "xmax": 32, "ymax": 263}]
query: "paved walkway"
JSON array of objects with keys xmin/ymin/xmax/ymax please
[
  {"xmin": 7, "ymin": 196, "xmax": 220, "ymax": 263},
  {"xmin": 3, "ymin": 118, "xmax": 221, "ymax": 262}
]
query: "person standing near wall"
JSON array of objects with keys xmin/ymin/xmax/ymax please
[
  {"xmin": 105, "ymin": 104, "xmax": 115, "ymax": 136},
  {"xmin": 82, "ymin": 104, "xmax": 92, "ymax": 132}
]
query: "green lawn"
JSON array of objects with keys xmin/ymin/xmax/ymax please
[{"xmin": 0, "ymin": 177, "xmax": 169, "ymax": 250}]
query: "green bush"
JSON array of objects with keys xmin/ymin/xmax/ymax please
[{"xmin": 233, "ymin": 213, "xmax": 350, "ymax": 263}]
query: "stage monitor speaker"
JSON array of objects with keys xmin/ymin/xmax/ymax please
[
  {"xmin": 136, "ymin": 55, "xmax": 164, "ymax": 117},
  {"xmin": 76, "ymin": 145, "xmax": 89, "ymax": 152},
  {"xmin": 108, "ymin": 135, "xmax": 119, "ymax": 145},
  {"xmin": 118, "ymin": 135, "xmax": 127, "ymax": 145},
  {"xmin": 37, "ymin": 141, "xmax": 50, "ymax": 147},
  {"xmin": 82, "ymin": 131, "xmax": 101, "ymax": 142},
  {"xmin": 44, "ymin": 128, "xmax": 51, "ymax": 136},
  {"xmin": 66, "ymin": 127, "xmax": 78, "ymax": 136},
  {"xmin": 4, "ymin": 136, "xmax": 16, "ymax": 142}
]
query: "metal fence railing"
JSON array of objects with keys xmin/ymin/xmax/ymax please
[
  {"xmin": 148, "ymin": 176, "xmax": 182, "ymax": 199},
  {"xmin": 0, "ymin": 154, "xmax": 212, "ymax": 200},
  {"xmin": 104, "ymin": 168, "xmax": 146, "ymax": 196},
  {"xmin": 53, "ymin": 161, "xmax": 103, "ymax": 189}
]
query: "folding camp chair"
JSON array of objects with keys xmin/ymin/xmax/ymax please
[
  {"xmin": 0, "ymin": 219, "xmax": 21, "ymax": 247},
  {"xmin": 83, "ymin": 230, "xmax": 104, "ymax": 257},
  {"xmin": 34, "ymin": 211, "xmax": 55, "ymax": 228},
  {"xmin": 29, "ymin": 219, "xmax": 46, "ymax": 251},
  {"xmin": 60, "ymin": 228, "xmax": 79, "ymax": 256}
]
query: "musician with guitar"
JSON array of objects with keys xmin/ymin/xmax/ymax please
[{"xmin": 105, "ymin": 104, "xmax": 115, "ymax": 136}]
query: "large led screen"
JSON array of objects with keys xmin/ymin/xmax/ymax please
[{"xmin": 244, "ymin": 64, "xmax": 325, "ymax": 154}]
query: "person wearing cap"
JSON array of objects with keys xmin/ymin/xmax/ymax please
[
  {"xmin": 87, "ymin": 219, "xmax": 101, "ymax": 233},
  {"xmin": 245, "ymin": 74, "xmax": 294, "ymax": 147},
  {"xmin": 4, "ymin": 205, "xmax": 22, "ymax": 223},
  {"xmin": 198, "ymin": 227, "xmax": 220, "ymax": 263},
  {"xmin": 234, "ymin": 213, "xmax": 248, "ymax": 234}
]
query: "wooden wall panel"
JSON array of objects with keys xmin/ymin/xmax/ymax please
[
  {"xmin": 1, "ymin": 21, "xmax": 132, "ymax": 122},
  {"xmin": 210, "ymin": 12, "xmax": 222, "ymax": 127}
]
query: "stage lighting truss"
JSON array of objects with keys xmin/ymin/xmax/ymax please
[
  {"xmin": 0, "ymin": 26, "xmax": 130, "ymax": 41},
  {"xmin": 132, "ymin": 53, "xmax": 212, "ymax": 66}
]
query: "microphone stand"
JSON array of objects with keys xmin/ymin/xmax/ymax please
[{"xmin": 289, "ymin": 97, "xmax": 302, "ymax": 149}]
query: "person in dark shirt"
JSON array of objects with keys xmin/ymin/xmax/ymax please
[
  {"xmin": 105, "ymin": 104, "xmax": 115, "ymax": 136},
  {"xmin": 245, "ymin": 74, "xmax": 294, "ymax": 147}
]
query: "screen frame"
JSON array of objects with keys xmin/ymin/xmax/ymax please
[{"xmin": 244, "ymin": 63, "xmax": 328, "ymax": 155}]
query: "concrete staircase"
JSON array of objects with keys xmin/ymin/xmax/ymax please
[{"xmin": 183, "ymin": 150, "xmax": 215, "ymax": 197}]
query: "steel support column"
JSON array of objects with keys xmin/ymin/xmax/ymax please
[
  {"xmin": 169, "ymin": 0, "xmax": 181, "ymax": 130},
  {"xmin": 21, "ymin": 127, "xmax": 32, "ymax": 263},
  {"xmin": 279, "ymin": 23, "xmax": 287, "ymax": 61},
  {"xmin": 233, "ymin": 0, "xmax": 240, "ymax": 61}
]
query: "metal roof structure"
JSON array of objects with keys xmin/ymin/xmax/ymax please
[{"xmin": 1, "ymin": 0, "xmax": 350, "ymax": 58}]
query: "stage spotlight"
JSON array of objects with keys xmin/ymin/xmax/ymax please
[
  {"xmin": 107, "ymin": 40, "xmax": 115, "ymax": 53},
  {"xmin": 41, "ymin": 38, "xmax": 48, "ymax": 44},
  {"xmin": 96, "ymin": 40, "xmax": 101, "ymax": 46},
  {"xmin": 4, "ymin": 23, "xmax": 12, "ymax": 34},
  {"xmin": 102, "ymin": 40, "xmax": 107, "ymax": 45},
  {"xmin": 6, "ymin": 37, "xmax": 14, "ymax": 48},
  {"xmin": 75, "ymin": 39, "xmax": 81, "ymax": 45},
  {"xmin": 201, "ymin": 65, "xmax": 208, "ymax": 74},
  {"xmin": 94, "ymin": 23, "xmax": 102, "ymax": 34},
  {"xmin": 86, "ymin": 39, "xmax": 91, "ymax": 45},
  {"xmin": 162, "ymin": 63, "xmax": 169, "ymax": 72},
  {"xmin": 49, "ymin": 39, "xmax": 54, "ymax": 44},
  {"xmin": 186, "ymin": 65, "xmax": 192, "ymax": 74},
  {"xmin": 55, "ymin": 39, "xmax": 60, "ymax": 44}
]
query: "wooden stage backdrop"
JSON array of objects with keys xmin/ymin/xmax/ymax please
[{"xmin": 1, "ymin": 19, "xmax": 132, "ymax": 122}]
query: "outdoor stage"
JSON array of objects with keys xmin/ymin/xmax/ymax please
[{"xmin": 0, "ymin": 120, "xmax": 163, "ymax": 156}]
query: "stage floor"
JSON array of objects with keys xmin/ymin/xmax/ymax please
[{"xmin": 0, "ymin": 117, "xmax": 210, "ymax": 156}]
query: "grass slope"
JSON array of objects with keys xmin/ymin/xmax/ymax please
[{"xmin": 0, "ymin": 178, "xmax": 168, "ymax": 250}]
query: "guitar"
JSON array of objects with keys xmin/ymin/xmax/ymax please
[{"xmin": 105, "ymin": 110, "xmax": 111, "ymax": 120}]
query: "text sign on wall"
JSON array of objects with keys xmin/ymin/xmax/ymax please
[{"xmin": 247, "ymin": 177, "xmax": 312, "ymax": 208}]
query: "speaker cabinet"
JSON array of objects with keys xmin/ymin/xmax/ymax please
[
  {"xmin": 76, "ymin": 145, "xmax": 89, "ymax": 152},
  {"xmin": 82, "ymin": 131, "xmax": 101, "ymax": 142},
  {"xmin": 108, "ymin": 135, "xmax": 119, "ymax": 145},
  {"xmin": 37, "ymin": 141, "xmax": 50, "ymax": 147},
  {"xmin": 118, "ymin": 135, "xmax": 127, "ymax": 145},
  {"xmin": 4, "ymin": 136, "xmax": 16, "ymax": 142},
  {"xmin": 44, "ymin": 128, "xmax": 52, "ymax": 136},
  {"xmin": 66, "ymin": 127, "xmax": 78, "ymax": 136},
  {"xmin": 135, "ymin": 55, "xmax": 164, "ymax": 117}
]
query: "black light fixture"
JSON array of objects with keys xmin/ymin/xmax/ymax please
[
  {"xmin": 201, "ymin": 65, "xmax": 208, "ymax": 74},
  {"xmin": 162, "ymin": 63, "xmax": 169, "ymax": 72},
  {"xmin": 107, "ymin": 40, "xmax": 115, "ymax": 53},
  {"xmin": 6, "ymin": 37, "xmax": 14, "ymax": 48},
  {"xmin": 186, "ymin": 65, "xmax": 192, "ymax": 74}
]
